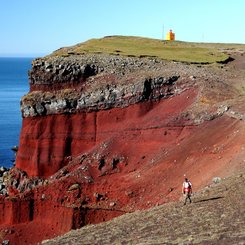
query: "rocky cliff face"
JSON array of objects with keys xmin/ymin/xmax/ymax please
[
  {"xmin": 17, "ymin": 54, "xmax": 199, "ymax": 178},
  {"xmin": 1, "ymin": 48, "xmax": 245, "ymax": 244},
  {"xmin": 23, "ymin": 54, "xmax": 183, "ymax": 117}
]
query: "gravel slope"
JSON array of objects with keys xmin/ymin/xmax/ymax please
[{"xmin": 42, "ymin": 171, "xmax": 245, "ymax": 244}]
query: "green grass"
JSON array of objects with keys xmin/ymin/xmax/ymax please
[{"xmin": 51, "ymin": 35, "xmax": 240, "ymax": 63}]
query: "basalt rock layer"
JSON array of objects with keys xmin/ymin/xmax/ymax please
[
  {"xmin": 17, "ymin": 54, "xmax": 191, "ymax": 177},
  {"xmin": 1, "ymin": 42, "xmax": 245, "ymax": 244}
]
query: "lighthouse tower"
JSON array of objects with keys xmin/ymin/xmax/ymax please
[{"xmin": 166, "ymin": 29, "xmax": 175, "ymax": 41}]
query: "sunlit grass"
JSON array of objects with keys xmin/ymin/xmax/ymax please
[{"xmin": 51, "ymin": 35, "xmax": 241, "ymax": 63}]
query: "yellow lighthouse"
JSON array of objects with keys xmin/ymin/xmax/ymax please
[{"xmin": 166, "ymin": 29, "xmax": 175, "ymax": 41}]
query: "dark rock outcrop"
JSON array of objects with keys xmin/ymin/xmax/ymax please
[{"xmin": 21, "ymin": 74, "xmax": 179, "ymax": 117}]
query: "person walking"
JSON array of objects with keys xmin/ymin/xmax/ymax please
[{"xmin": 182, "ymin": 177, "xmax": 192, "ymax": 205}]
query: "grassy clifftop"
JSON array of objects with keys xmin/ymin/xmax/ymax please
[{"xmin": 51, "ymin": 35, "xmax": 236, "ymax": 63}]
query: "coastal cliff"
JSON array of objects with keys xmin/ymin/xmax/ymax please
[
  {"xmin": 1, "ymin": 36, "xmax": 245, "ymax": 244},
  {"xmin": 17, "ymin": 51, "xmax": 231, "ymax": 178},
  {"xmin": 17, "ymin": 54, "xmax": 190, "ymax": 177}
]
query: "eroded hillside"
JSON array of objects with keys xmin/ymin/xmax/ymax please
[
  {"xmin": 0, "ymin": 36, "xmax": 245, "ymax": 245},
  {"xmin": 42, "ymin": 172, "xmax": 245, "ymax": 245}
]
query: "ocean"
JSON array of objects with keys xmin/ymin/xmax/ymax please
[{"xmin": 0, "ymin": 57, "xmax": 32, "ymax": 168}]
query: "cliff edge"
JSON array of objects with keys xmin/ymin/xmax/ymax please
[{"xmin": 1, "ymin": 36, "xmax": 245, "ymax": 244}]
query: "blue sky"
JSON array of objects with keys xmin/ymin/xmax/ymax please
[{"xmin": 0, "ymin": 0, "xmax": 244, "ymax": 57}]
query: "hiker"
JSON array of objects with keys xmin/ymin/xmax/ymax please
[{"xmin": 182, "ymin": 177, "xmax": 192, "ymax": 205}]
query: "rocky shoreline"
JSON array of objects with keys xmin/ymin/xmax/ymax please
[
  {"xmin": 0, "ymin": 166, "xmax": 9, "ymax": 196},
  {"xmin": 0, "ymin": 146, "xmax": 19, "ymax": 197}
]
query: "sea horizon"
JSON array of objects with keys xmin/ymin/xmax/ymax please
[
  {"xmin": 0, "ymin": 54, "xmax": 46, "ymax": 58},
  {"xmin": 0, "ymin": 57, "xmax": 33, "ymax": 168}
]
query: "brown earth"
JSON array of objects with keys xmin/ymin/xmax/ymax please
[
  {"xmin": 0, "ymin": 48, "xmax": 245, "ymax": 245},
  {"xmin": 42, "ymin": 171, "xmax": 245, "ymax": 245}
]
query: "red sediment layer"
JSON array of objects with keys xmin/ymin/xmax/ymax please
[
  {"xmin": 29, "ymin": 79, "xmax": 85, "ymax": 92},
  {"xmin": 4, "ymin": 87, "xmax": 245, "ymax": 244},
  {"xmin": 16, "ymin": 88, "xmax": 197, "ymax": 177}
]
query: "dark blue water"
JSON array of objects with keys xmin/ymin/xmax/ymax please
[{"xmin": 0, "ymin": 58, "xmax": 32, "ymax": 167}]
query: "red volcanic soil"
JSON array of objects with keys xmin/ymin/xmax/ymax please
[
  {"xmin": 16, "ymin": 88, "xmax": 197, "ymax": 177},
  {"xmin": 1, "ymin": 83, "xmax": 245, "ymax": 244}
]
